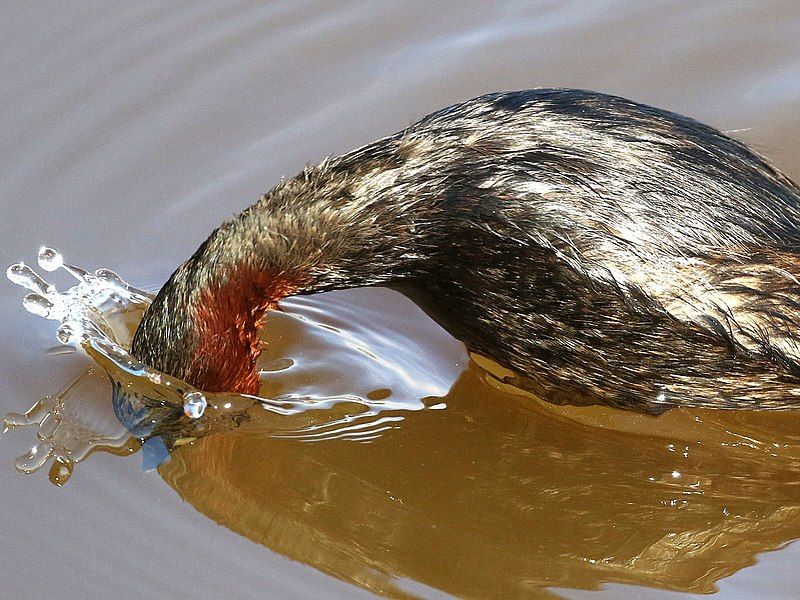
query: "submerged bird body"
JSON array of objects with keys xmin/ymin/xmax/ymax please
[{"xmin": 132, "ymin": 89, "xmax": 800, "ymax": 413}]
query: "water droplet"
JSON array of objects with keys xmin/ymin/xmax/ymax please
[
  {"xmin": 183, "ymin": 391, "xmax": 207, "ymax": 419},
  {"xmin": 94, "ymin": 268, "xmax": 130, "ymax": 294},
  {"xmin": 37, "ymin": 411, "xmax": 60, "ymax": 439},
  {"xmin": 61, "ymin": 263, "xmax": 89, "ymax": 282},
  {"xmin": 94, "ymin": 268, "xmax": 123, "ymax": 283},
  {"xmin": 3, "ymin": 412, "xmax": 29, "ymax": 429},
  {"xmin": 56, "ymin": 321, "xmax": 83, "ymax": 345},
  {"xmin": 15, "ymin": 440, "xmax": 53, "ymax": 473},
  {"xmin": 48, "ymin": 457, "xmax": 73, "ymax": 486},
  {"xmin": 7, "ymin": 263, "xmax": 29, "ymax": 285},
  {"xmin": 37, "ymin": 246, "xmax": 64, "ymax": 272},
  {"xmin": 6, "ymin": 263, "xmax": 53, "ymax": 295},
  {"xmin": 22, "ymin": 293, "xmax": 54, "ymax": 318},
  {"xmin": 93, "ymin": 268, "xmax": 154, "ymax": 300}
]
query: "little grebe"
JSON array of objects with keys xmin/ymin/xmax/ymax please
[{"xmin": 131, "ymin": 89, "xmax": 800, "ymax": 414}]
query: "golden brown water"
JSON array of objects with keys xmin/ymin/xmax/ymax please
[
  {"xmin": 3, "ymin": 2, "xmax": 800, "ymax": 599},
  {"xmin": 154, "ymin": 289, "xmax": 800, "ymax": 599}
]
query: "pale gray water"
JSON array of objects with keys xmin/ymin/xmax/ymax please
[{"xmin": 2, "ymin": 2, "xmax": 800, "ymax": 598}]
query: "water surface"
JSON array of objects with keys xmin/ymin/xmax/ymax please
[{"xmin": 2, "ymin": 2, "xmax": 800, "ymax": 598}]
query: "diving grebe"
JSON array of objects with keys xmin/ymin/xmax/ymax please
[{"xmin": 131, "ymin": 89, "xmax": 800, "ymax": 414}]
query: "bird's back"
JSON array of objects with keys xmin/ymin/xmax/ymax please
[{"xmin": 377, "ymin": 89, "xmax": 800, "ymax": 412}]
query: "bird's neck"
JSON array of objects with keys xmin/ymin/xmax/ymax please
[
  {"xmin": 133, "ymin": 158, "xmax": 431, "ymax": 394},
  {"xmin": 184, "ymin": 264, "xmax": 302, "ymax": 395}
]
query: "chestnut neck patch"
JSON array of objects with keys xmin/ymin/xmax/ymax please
[{"xmin": 187, "ymin": 265, "xmax": 302, "ymax": 394}]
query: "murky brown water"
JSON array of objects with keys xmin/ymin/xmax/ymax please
[{"xmin": 3, "ymin": 2, "xmax": 800, "ymax": 598}]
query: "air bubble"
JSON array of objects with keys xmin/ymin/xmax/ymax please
[
  {"xmin": 183, "ymin": 391, "xmax": 207, "ymax": 419},
  {"xmin": 37, "ymin": 246, "xmax": 64, "ymax": 272}
]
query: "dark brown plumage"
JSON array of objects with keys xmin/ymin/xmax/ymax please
[{"xmin": 131, "ymin": 89, "xmax": 800, "ymax": 413}]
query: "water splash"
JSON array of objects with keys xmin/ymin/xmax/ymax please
[
  {"xmin": 4, "ymin": 248, "xmax": 462, "ymax": 483},
  {"xmin": 6, "ymin": 248, "xmax": 249, "ymax": 424},
  {"xmin": 6, "ymin": 247, "xmax": 155, "ymax": 361},
  {"xmin": 3, "ymin": 368, "xmax": 139, "ymax": 485},
  {"xmin": 4, "ymin": 248, "xmax": 164, "ymax": 482}
]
